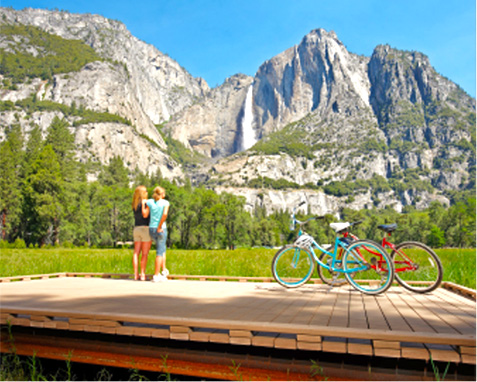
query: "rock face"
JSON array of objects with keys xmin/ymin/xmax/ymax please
[
  {"xmin": 254, "ymin": 29, "xmax": 372, "ymax": 134},
  {"xmin": 0, "ymin": 8, "xmax": 475, "ymax": 214},
  {"xmin": 165, "ymin": 74, "xmax": 253, "ymax": 158},
  {"xmin": 0, "ymin": 7, "xmax": 208, "ymax": 178}
]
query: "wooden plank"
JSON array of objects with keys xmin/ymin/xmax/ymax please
[
  {"xmin": 274, "ymin": 333, "xmax": 296, "ymax": 350},
  {"xmin": 401, "ymin": 342, "xmax": 429, "ymax": 360},
  {"xmin": 151, "ymin": 326, "xmax": 170, "ymax": 339},
  {"xmin": 373, "ymin": 340, "xmax": 400, "ymax": 349},
  {"xmin": 327, "ymin": 287, "xmax": 350, "ymax": 328},
  {"xmin": 297, "ymin": 341, "xmax": 321, "ymax": 351},
  {"xmin": 10, "ymin": 317, "xmax": 31, "ymax": 326},
  {"xmin": 30, "ymin": 315, "xmax": 51, "ymax": 322},
  {"xmin": 229, "ymin": 329, "xmax": 252, "ymax": 338},
  {"xmin": 405, "ymin": 292, "xmax": 473, "ymax": 336},
  {"xmin": 425, "ymin": 343, "xmax": 461, "ymax": 363},
  {"xmin": 209, "ymin": 329, "xmax": 229, "ymax": 344},
  {"xmin": 292, "ymin": 286, "xmax": 329, "ymax": 326},
  {"xmin": 190, "ymin": 327, "xmax": 215, "ymax": 342},
  {"xmin": 322, "ymin": 336, "xmax": 347, "ymax": 353},
  {"xmin": 435, "ymin": 288, "xmax": 476, "ymax": 311},
  {"xmin": 361, "ymin": 294, "xmax": 389, "ymax": 331},
  {"xmin": 297, "ymin": 334, "xmax": 321, "ymax": 343},
  {"xmin": 420, "ymin": 290, "xmax": 476, "ymax": 329},
  {"xmin": 442, "ymin": 282, "xmax": 476, "ymax": 300},
  {"xmin": 252, "ymin": 332, "xmax": 278, "ymax": 347},
  {"xmin": 374, "ymin": 347, "xmax": 401, "ymax": 358},
  {"xmin": 379, "ymin": 290, "xmax": 413, "ymax": 332},
  {"xmin": 348, "ymin": 338, "xmax": 372, "ymax": 356},
  {"xmin": 132, "ymin": 327, "xmax": 152, "ymax": 337},
  {"xmin": 116, "ymin": 326, "xmax": 135, "ymax": 336},
  {"xmin": 0, "ymin": 314, "xmax": 14, "ymax": 325},
  {"xmin": 230, "ymin": 336, "xmax": 251, "ymax": 346},
  {"xmin": 170, "ymin": 326, "xmax": 191, "ymax": 340},
  {"xmin": 391, "ymin": 292, "xmax": 435, "ymax": 334},
  {"xmin": 307, "ymin": 287, "xmax": 339, "ymax": 326},
  {"xmin": 69, "ymin": 318, "xmax": 120, "ymax": 327},
  {"xmin": 348, "ymin": 291, "xmax": 368, "ymax": 331},
  {"xmin": 98, "ymin": 326, "xmax": 116, "ymax": 335},
  {"xmin": 460, "ymin": 346, "xmax": 476, "ymax": 355},
  {"xmin": 461, "ymin": 354, "xmax": 476, "ymax": 364}
]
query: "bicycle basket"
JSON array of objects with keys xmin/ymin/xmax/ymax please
[{"xmin": 294, "ymin": 234, "xmax": 314, "ymax": 248}]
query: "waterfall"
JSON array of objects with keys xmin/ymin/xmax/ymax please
[{"xmin": 240, "ymin": 85, "xmax": 256, "ymax": 151}]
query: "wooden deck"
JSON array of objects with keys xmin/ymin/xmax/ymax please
[{"xmin": 1, "ymin": 274, "xmax": 475, "ymax": 366}]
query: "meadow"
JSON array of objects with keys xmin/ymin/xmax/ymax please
[{"xmin": 0, "ymin": 247, "xmax": 475, "ymax": 289}]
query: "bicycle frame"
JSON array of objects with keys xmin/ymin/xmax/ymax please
[
  {"xmin": 341, "ymin": 231, "xmax": 417, "ymax": 273},
  {"xmin": 295, "ymin": 235, "xmax": 367, "ymax": 275},
  {"xmin": 290, "ymin": 205, "xmax": 369, "ymax": 275}
]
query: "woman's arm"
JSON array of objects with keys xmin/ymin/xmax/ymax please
[
  {"xmin": 157, "ymin": 205, "xmax": 169, "ymax": 232},
  {"xmin": 142, "ymin": 199, "xmax": 150, "ymax": 218}
]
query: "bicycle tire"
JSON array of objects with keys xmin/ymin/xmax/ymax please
[
  {"xmin": 272, "ymin": 245, "xmax": 315, "ymax": 288},
  {"xmin": 342, "ymin": 239, "xmax": 394, "ymax": 295},
  {"xmin": 392, "ymin": 241, "xmax": 443, "ymax": 293},
  {"xmin": 317, "ymin": 251, "xmax": 347, "ymax": 286}
]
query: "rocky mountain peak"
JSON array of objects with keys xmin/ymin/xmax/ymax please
[{"xmin": 0, "ymin": 7, "xmax": 475, "ymax": 216}]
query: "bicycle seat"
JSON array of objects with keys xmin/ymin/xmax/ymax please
[
  {"xmin": 330, "ymin": 222, "xmax": 350, "ymax": 233},
  {"xmin": 377, "ymin": 223, "xmax": 397, "ymax": 233}
]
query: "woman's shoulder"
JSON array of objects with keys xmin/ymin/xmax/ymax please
[{"xmin": 161, "ymin": 199, "xmax": 170, "ymax": 206}]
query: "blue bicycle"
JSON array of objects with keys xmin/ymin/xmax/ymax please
[{"xmin": 271, "ymin": 203, "xmax": 395, "ymax": 295}]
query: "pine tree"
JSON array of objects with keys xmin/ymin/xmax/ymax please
[
  {"xmin": 25, "ymin": 144, "xmax": 64, "ymax": 245},
  {"xmin": 0, "ymin": 125, "xmax": 24, "ymax": 241}
]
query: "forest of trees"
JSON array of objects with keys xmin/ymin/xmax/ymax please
[{"xmin": 0, "ymin": 118, "xmax": 475, "ymax": 250}]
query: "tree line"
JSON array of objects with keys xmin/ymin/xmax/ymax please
[{"xmin": 0, "ymin": 118, "xmax": 475, "ymax": 249}]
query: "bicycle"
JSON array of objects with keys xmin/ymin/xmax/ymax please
[
  {"xmin": 318, "ymin": 222, "xmax": 444, "ymax": 293},
  {"xmin": 271, "ymin": 203, "xmax": 395, "ymax": 295}
]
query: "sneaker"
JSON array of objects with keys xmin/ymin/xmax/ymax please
[
  {"xmin": 161, "ymin": 268, "xmax": 169, "ymax": 277},
  {"xmin": 152, "ymin": 274, "xmax": 162, "ymax": 283}
]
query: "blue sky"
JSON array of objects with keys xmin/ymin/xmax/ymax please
[{"xmin": 2, "ymin": 0, "xmax": 476, "ymax": 97}]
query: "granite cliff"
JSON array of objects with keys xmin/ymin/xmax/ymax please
[{"xmin": 0, "ymin": 8, "xmax": 475, "ymax": 214}]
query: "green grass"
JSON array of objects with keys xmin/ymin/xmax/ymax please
[{"xmin": 0, "ymin": 247, "xmax": 474, "ymax": 289}]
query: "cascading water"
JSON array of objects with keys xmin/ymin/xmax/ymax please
[{"xmin": 240, "ymin": 85, "xmax": 257, "ymax": 151}]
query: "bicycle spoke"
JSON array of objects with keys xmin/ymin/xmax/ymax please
[
  {"xmin": 272, "ymin": 245, "xmax": 315, "ymax": 288},
  {"xmin": 343, "ymin": 240, "xmax": 394, "ymax": 295},
  {"xmin": 393, "ymin": 241, "xmax": 443, "ymax": 293}
]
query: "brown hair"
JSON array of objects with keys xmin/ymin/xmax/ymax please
[
  {"xmin": 132, "ymin": 185, "xmax": 147, "ymax": 210},
  {"xmin": 152, "ymin": 186, "xmax": 165, "ymax": 201}
]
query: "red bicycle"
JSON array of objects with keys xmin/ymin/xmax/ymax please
[{"xmin": 318, "ymin": 222, "xmax": 443, "ymax": 293}]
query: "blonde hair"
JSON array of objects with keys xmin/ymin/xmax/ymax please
[
  {"xmin": 132, "ymin": 185, "xmax": 147, "ymax": 210},
  {"xmin": 152, "ymin": 186, "xmax": 165, "ymax": 201}
]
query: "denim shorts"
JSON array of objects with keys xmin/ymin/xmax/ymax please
[{"xmin": 149, "ymin": 227, "xmax": 167, "ymax": 256}]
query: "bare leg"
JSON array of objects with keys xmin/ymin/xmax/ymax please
[
  {"xmin": 154, "ymin": 255, "xmax": 164, "ymax": 276},
  {"xmin": 133, "ymin": 242, "xmax": 141, "ymax": 280},
  {"xmin": 140, "ymin": 241, "xmax": 151, "ymax": 280}
]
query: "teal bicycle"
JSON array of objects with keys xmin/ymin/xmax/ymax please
[{"xmin": 271, "ymin": 203, "xmax": 395, "ymax": 295}]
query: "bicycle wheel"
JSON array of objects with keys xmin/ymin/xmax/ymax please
[
  {"xmin": 272, "ymin": 245, "xmax": 315, "ymax": 288},
  {"xmin": 392, "ymin": 241, "xmax": 443, "ymax": 293},
  {"xmin": 342, "ymin": 239, "xmax": 394, "ymax": 295},
  {"xmin": 317, "ymin": 251, "xmax": 347, "ymax": 286}
]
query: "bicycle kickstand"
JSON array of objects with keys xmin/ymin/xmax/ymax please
[{"xmin": 326, "ymin": 274, "xmax": 340, "ymax": 293}]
